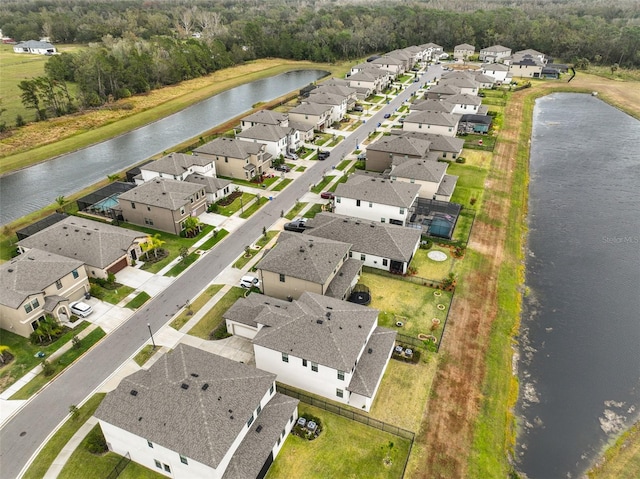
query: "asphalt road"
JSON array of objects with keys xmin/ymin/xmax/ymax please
[{"xmin": 0, "ymin": 64, "xmax": 442, "ymax": 479}]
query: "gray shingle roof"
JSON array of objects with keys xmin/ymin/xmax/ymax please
[
  {"xmin": 315, "ymin": 84, "xmax": 357, "ymax": 97},
  {"xmin": 411, "ymin": 99, "xmax": 455, "ymax": 114},
  {"xmin": 236, "ymin": 124, "xmax": 289, "ymax": 142},
  {"xmin": 482, "ymin": 44, "xmax": 511, "ymax": 53},
  {"xmin": 404, "ymin": 111, "xmax": 460, "ymax": 127},
  {"xmin": 15, "ymin": 40, "xmax": 55, "ymax": 49},
  {"xmin": 141, "ymin": 153, "xmax": 210, "ymax": 176},
  {"xmin": 257, "ymin": 232, "xmax": 351, "ymax": 284},
  {"xmin": 482, "ymin": 62, "xmax": 509, "ymax": 71},
  {"xmin": 0, "ymin": 249, "xmax": 83, "ymax": 308},
  {"xmin": 18, "ymin": 216, "xmax": 145, "ymax": 270},
  {"xmin": 222, "ymin": 393, "xmax": 298, "ymax": 479},
  {"xmin": 455, "ymin": 43, "xmax": 475, "ymax": 50},
  {"xmin": 304, "ymin": 213, "xmax": 421, "ymax": 263},
  {"xmin": 366, "ymin": 135, "xmax": 431, "ymax": 157},
  {"xmin": 436, "ymin": 174, "xmax": 459, "ymax": 197},
  {"xmin": 324, "ymin": 258, "xmax": 363, "ymax": 300},
  {"xmin": 251, "ymin": 291, "xmax": 380, "ymax": 371},
  {"xmin": 185, "ymin": 173, "xmax": 231, "ymax": 194},
  {"xmin": 193, "ymin": 137, "xmax": 265, "ymax": 158},
  {"xmin": 395, "ymin": 131, "xmax": 464, "ymax": 154},
  {"xmin": 439, "ymin": 77, "xmax": 479, "ymax": 89},
  {"xmin": 390, "ymin": 157, "xmax": 448, "ymax": 183},
  {"xmin": 347, "ymin": 327, "xmax": 397, "ymax": 397},
  {"xmin": 118, "ymin": 178, "xmax": 203, "ymax": 210},
  {"xmin": 335, "ymin": 175, "xmax": 420, "ymax": 208},
  {"xmin": 447, "ymin": 93, "xmax": 483, "ymax": 106},
  {"xmin": 288, "ymin": 120, "xmax": 314, "ymax": 133},
  {"xmin": 306, "ymin": 91, "xmax": 346, "ymax": 106},
  {"xmin": 242, "ymin": 110, "xmax": 287, "ymax": 126},
  {"xmin": 428, "ymin": 84, "xmax": 461, "ymax": 96},
  {"xmin": 288, "ymin": 103, "xmax": 332, "ymax": 116},
  {"xmin": 94, "ymin": 344, "xmax": 277, "ymax": 470}
]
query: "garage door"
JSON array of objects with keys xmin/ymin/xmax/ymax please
[
  {"xmin": 107, "ymin": 257, "xmax": 128, "ymax": 274},
  {"xmin": 231, "ymin": 323, "xmax": 257, "ymax": 339}
]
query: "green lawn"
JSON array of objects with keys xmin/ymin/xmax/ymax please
[
  {"xmin": 120, "ymin": 223, "xmax": 214, "ymax": 274},
  {"xmin": 326, "ymin": 135, "xmax": 344, "ymax": 147},
  {"xmin": 452, "ymin": 210, "xmax": 475, "ymax": 244},
  {"xmin": 368, "ymin": 95, "xmax": 386, "ymax": 103},
  {"xmin": 170, "ymin": 284, "xmax": 224, "ymax": 330},
  {"xmin": 0, "ymin": 322, "xmax": 90, "ymax": 393},
  {"xmin": 233, "ymin": 231, "xmax": 278, "ymax": 269},
  {"xmin": 22, "ymin": 393, "xmax": 106, "ymax": 479},
  {"xmin": 312, "ymin": 132, "xmax": 332, "ymax": 146},
  {"xmin": 360, "ymin": 272, "xmax": 453, "ymax": 348},
  {"xmin": 285, "ymin": 202, "xmax": 308, "ymax": 220},
  {"xmin": 198, "ymin": 228, "xmax": 229, "ymax": 250},
  {"xmin": 133, "ymin": 344, "xmax": 160, "ymax": 366},
  {"xmin": 310, "ymin": 176, "xmax": 333, "ymax": 194},
  {"xmin": 410, "ymin": 246, "xmax": 456, "ymax": 281},
  {"xmin": 302, "ymin": 204, "xmax": 323, "ymax": 218},
  {"xmin": 11, "ymin": 328, "xmax": 106, "ymax": 400},
  {"xmin": 59, "ymin": 424, "xmax": 165, "ymax": 479},
  {"xmin": 447, "ymin": 162, "xmax": 488, "ymax": 209},
  {"xmin": 239, "ymin": 196, "xmax": 268, "ymax": 219},
  {"xmin": 124, "ymin": 291, "xmax": 151, "ymax": 309},
  {"xmin": 462, "ymin": 132, "xmax": 496, "ymax": 150},
  {"xmin": 215, "ymin": 192, "xmax": 255, "ymax": 216},
  {"xmin": 267, "ymin": 403, "xmax": 410, "ymax": 479},
  {"xmin": 164, "ymin": 252, "xmax": 198, "ymax": 277},
  {"xmin": 187, "ymin": 287, "xmax": 247, "ymax": 340},
  {"xmin": 336, "ymin": 159, "xmax": 352, "ymax": 171},
  {"xmin": 271, "ymin": 178, "xmax": 292, "ymax": 191},
  {"xmin": 88, "ymin": 281, "xmax": 134, "ymax": 305}
]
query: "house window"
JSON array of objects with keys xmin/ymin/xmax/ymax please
[
  {"xmin": 147, "ymin": 206, "xmax": 151, "ymax": 211},
  {"xmin": 24, "ymin": 303, "xmax": 33, "ymax": 314},
  {"xmin": 282, "ymin": 352, "xmax": 289, "ymax": 363},
  {"xmin": 369, "ymin": 202, "xmax": 373, "ymax": 208},
  {"xmin": 154, "ymin": 460, "xmax": 162, "ymax": 469},
  {"xmin": 257, "ymin": 404, "xmax": 262, "ymax": 416},
  {"xmin": 225, "ymin": 157, "xmax": 228, "ymax": 163},
  {"xmin": 72, "ymin": 269, "xmax": 79, "ymax": 279},
  {"xmin": 56, "ymin": 280, "xmax": 62, "ymax": 290},
  {"xmin": 399, "ymin": 208, "xmax": 405, "ymax": 214},
  {"xmin": 302, "ymin": 359, "xmax": 307, "ymax": 367},
  {"xmin": 270, "ymin": 384, "xmax": 275, "ymax": 395},
  {"xmin": 147, "ymin": 440, "xmax": 153, "ymax": 448},
  {"xmin": 418, "ymin": 124, "xmax": 422, "ymax": 128},
  {"xmin": 131, "ymin": 202, "xmax": 136, "ymax": 209},
  {"xmin": 336, "ymin": 388, "xmax": 344, "ymax": 398},
  {"xmin": 410, "ymin": 178, "xmax": 415, "ymax": 183},
  {"xmin": 348, "ymin": 251, "xmax": 353, "ymax": 258},
  {"xmin": 311, "ymin": 362, "xmax": 318, "ymax": 372},
  {"xmin": 31, "ymin": 320, "xmax": 39, "ymax": 330},
  {"xmin": 164, "ymin": 464, "xmax": 171, "ymax": 473},
  {"xmin": 381, "ymin": 218, "xmax": 385, "ymax": 223},
  {"xmin": 382, "ymin": 259, "xmax": 388, "ymax": 266},
  {"xmin": 32, "ymin": 299, "xmax": 39, "ymax": 309},
  {"xmin": 180, "ymin": 207, "xmax": 185, "ymax": 215},
  {"xmin": 279, "ymin": 273, "xmax": 285, "ymax": 283},
  {"xmin": 356, "ymin": 200, "xmax": 361, "ymax": 207},
  {"xmin": 277, "ymin": 436, "xmax": 281, "ymax": 446},
  {"xmin": 190, "ymin": 197, "xmax": 194, "ymax": 203},
  {"xmin": 336, "ymin": 197, "xmax": 341, "ymax": 203},
  {"xmin": 360, "ymin": 254, "xmax": 366, "ymax": 261},
  {"xmin": 247, "ymin": 413, "xmax": 254, "ymax": 427},
  {"xmin": 180, "ymin": 455, "xmax": 188, "ymax": 465},
  {"xmin": 338, "ymin": 370, "xmax": 345, "ymax": 381},
  {"xmin": 144, "ymin": 218, "xmax": 154, "ymax": 226}
]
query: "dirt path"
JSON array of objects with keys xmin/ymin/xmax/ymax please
[{"xmin": 413, "ymin": 73, "xmax": 640, "ymax": 478}]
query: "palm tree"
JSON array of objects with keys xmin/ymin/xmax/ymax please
[
  {"xmin": 55, "ymin": 195, "xmax": 66, "ymax": 213},
  {"xmin": 142, "ymin": 234, "xmax": 165, "ymax": 259},
  {"xmin": 182, "ymin": 216, "xmax": 202, "ymax": 238}
]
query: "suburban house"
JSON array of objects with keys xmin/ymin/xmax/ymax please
[
  {"xmin": 95, "ymin": 344, "xmax": 298, "ymax": 479},
  {"xmin": 255, "ymin": 232, "xmax": 363, "ymax": 302},
  {"xmin": 446, "ymin": 93, "xmax": 483, "ymax": 114},
  {"xmin": 385, "ymin": 49, "xmax": 412, "ymax": 71},
  {"xmin": 438, "ymin": 77, "xmax": 479, "ymax": 96},
  {"xmin": 481, "ymin": 62, "xmax": 511, "ymax": 84},
  {"xmin": 387, "ymin": 157, "xmax": 458, "ymax": 202},
  {"xmin": 314, "ymin": 83, "xmax": 358, "ymax": 108},
  {"xmin": 425, "ymin": 83, "xmax": 461, "ymax": 100},
  {"xmin": 370, "ymin": 56, "xmax": 405, "ymax": 75},
  {"xmin": 410, "ymin": 99, "xmax": 455, "ymax": 114},
  {"xmin": 323, "ymin": 77, "xmax": 372, "ymax": 100},
  {"xmin": 193, "ymin": 137, "xmax": 272, "ymax": 181},
  {"xmin": 506, "ymin": 49, "xmax": 547, "ymax": 66},
  {"xmin": 419, "ymin": 42, "xmax": 444, "ymax": 62},
  {"xmin": 391, "ymin": 131, "xmax": 465, "ymax": 160},
  {"xmin": 364, "ymin": 135, "xmax": 432, "ymax": 172},
  {"xmin": 18, "ymin": 216, "xmax": 147, "ymax": 278},
  {"xmin": 223, "ymin": 292, "xmax": 397, "ymax": 412},
  {"xmin": 304, "ymin": 212, "xmax": 421, "ymax": 275},
  {"xmin": 304, "ymin": 91, "xmax": 348, "ymax": 124},
  {"xmin": 458, "ymin": 114, "xmax": 492, "ymax": 134},
  {"xmin": 13, "ymin": 40, "xmax": 56, "ymax": 54},
  {"xmin": 117, "ymin": 178, "xmax": 207, "ymax": 235},
  {"xmin": 479, "ymin": 45, "xmax": 512, "ymax": 63},
  {"xmin": 0, "ymin": 249, "xmax": 89, "ymax": 338},
  {"xmin": 506, "ymin": 52, "xmax": 545, "ymax": 78},
  {"xmin": 137, "ymin": 153, "xmax": 215, "ymax": 184},
  {"xmin": 236, "ymin": 124, "xmax": 299, "ymax": 159},
  {"xmin": 472, "ymin": 72, "xmax": 496, "ymax": 89},
  {"xmin": 287, "ymin": 102, "xmax": 332, "ymax": 131},
  {"xmin": 347, "ymin": 70, "xmax": 386, "ymax": 94},
  {"xmin": 453, "ymin": 43, "xmax": 475, "ymax": 60},
  {"xmin": 402, "ymin": 111, "xmax": 460, "ymax": 137},
  {"xmin": 334, "ymin": 175, "xmax": 420, "ymax": 226},
  {"xmin": 240, "ymin": 110, "xmax": 288, "ymax": 131},
  {"xmin": 184, "ymin": 173, "xmax": 231, "ymax": 204}
]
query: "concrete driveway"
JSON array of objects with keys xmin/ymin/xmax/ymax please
[{"xmin": 116, "ymin": 266, "xmax": 174, "ymax": 296}]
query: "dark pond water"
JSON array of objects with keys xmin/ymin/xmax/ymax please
[
  {"xmin": 517, "ymin": 93, "xmax": 640, "ymax": 478},
  {"xmin": 0, "ymin": 69, "xmax": 327, "ymax": 225}
]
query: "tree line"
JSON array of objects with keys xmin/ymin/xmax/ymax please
[{"xmin": 4, "ymin": 0, "xmax": 640, "ymax": 123}]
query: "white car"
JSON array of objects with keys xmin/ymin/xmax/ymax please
[
  {"xmin": 70, "ymin": 301, "xmax": 93, "ymax": 318},
  {"xmin": 239, "ymin": 275, "xmax": 260, "ymax": 289}
]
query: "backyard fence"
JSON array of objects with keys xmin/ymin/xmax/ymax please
[
  {"xmin": 105, "ymin": 452, "xmax": 130, "ymax": 479},
  {"xmin": 362, "ymin": 266, "xmax": 449, "ymax": 290},
  {"xmin": 277, "ymin": 384, "xmax": 415, "ymax": 442},
  {"xmin": 395, "ymin": 333, "xmax": 429, "ymax": 351},
  {"xmin": 435, "ymin": 288, "xmax": 456, "ymax": 353}
]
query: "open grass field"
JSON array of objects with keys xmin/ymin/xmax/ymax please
[{"xmin": 267, "ymin": 403, "xmax": 411, "ymax": 479}]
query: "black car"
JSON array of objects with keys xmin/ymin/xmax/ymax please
[
  {"xmin": 317, "ymin": 150, "xmax": 330, "ymax": 160},
  {"xmin": 383, "ymin": 113, "xmax": 391, "ymax": 119},
  {"xmin": 284, "ymin": 219, "xmax": 307, "ymax": 232},
  {"xmin": 353, "ymin": 105, "xmax": 364, "ymax": 112},
  {"xmin": 274, "ymin": 164, "xmax": 291, "ymax": 172}
]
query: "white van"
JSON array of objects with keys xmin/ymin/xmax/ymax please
[{"xmin": 239, "ymin": 275, "xmax": 260, "ymax": 289}]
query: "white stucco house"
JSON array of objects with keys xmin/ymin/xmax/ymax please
[
  {"xmin": 137, "ymin": 153, "xmax": 216, "ymax": 184},
  {"xmin": 447, "ymin": 93, "xmax": 483, "ymax": 115},
  {"xmin": 224, "ymin": 292, "xmax": 397, "ymax": 412},
  {"xmin": 304, "ymin": 91, "xmax": 348, "ymax": 124},
  {"xmin": 334, "ymin": 174, "xmax": 420, "ymax": 226},
  {"xmin": 95, "ymin": 344, "xmax": 298, "ymax": 479},
  {"xmin": 236, "ymin": 124, "xmax": 299, "ymax": 159},
  {"xmin": 13, "ymin": 40, "xmax": 56, "ymax": 55},
  {"xmin": 402, "ymin": 111, "xmax": 460, "ymax": 137},
  {"xmin": 387, "ymin": 157, "xmax": 458, "ymax": 202},
  {"xmin": 481, "ymin": 63, "xmax": 511, "ymax": 84}
]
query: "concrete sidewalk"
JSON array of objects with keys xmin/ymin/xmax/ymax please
[{"xmin": 42, "ymin": 416, "xmax": 98, "ymax": 479}]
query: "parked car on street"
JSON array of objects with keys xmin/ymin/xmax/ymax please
[
  {"xmin": 274, "ymin": 164, "xmax": 291, "ymax": 172},
  {"xmin": 353, "ymin": 105, "xmax": 364, "ymax": 112},
  {"xmin": 239, "ymin": 275, "xmax": 261, "ymax": 289},
  {"xmin": 383, "ymin": 113, "xmax": 391, "ymax": 119},
  {"xmin": 70, "ymin": 301, "xmax": 93, "ymax": 318},
  {"xmin": 317, "ymin": 150, "xmax": 330, "ymax": 160},
  {"xmin": 320, "ymin": 191, "xmax": 334, "ymax": 200}
]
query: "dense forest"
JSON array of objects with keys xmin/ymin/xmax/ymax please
[{"xmin": 2, "ymin": 0, "xmax": 639, "ymax": 120}]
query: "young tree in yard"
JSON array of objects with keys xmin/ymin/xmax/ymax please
[
  {"xmin": 179, "ymin": 246, "xmax": 189, "ymax": 262},
  {"xmin": 143, "ymin": 234, "xmax": 165, "ymax": 259},
  {"xmin": 55, "ymin": 195, "xmax": 66, "ymax": 212},
  {"xmin": 0, "ymin": 345, "xmax": 13, "ymax": 365},
  {"xmin": 182, "ymin": 216, "xmax": 202, "ymax": 238}
]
